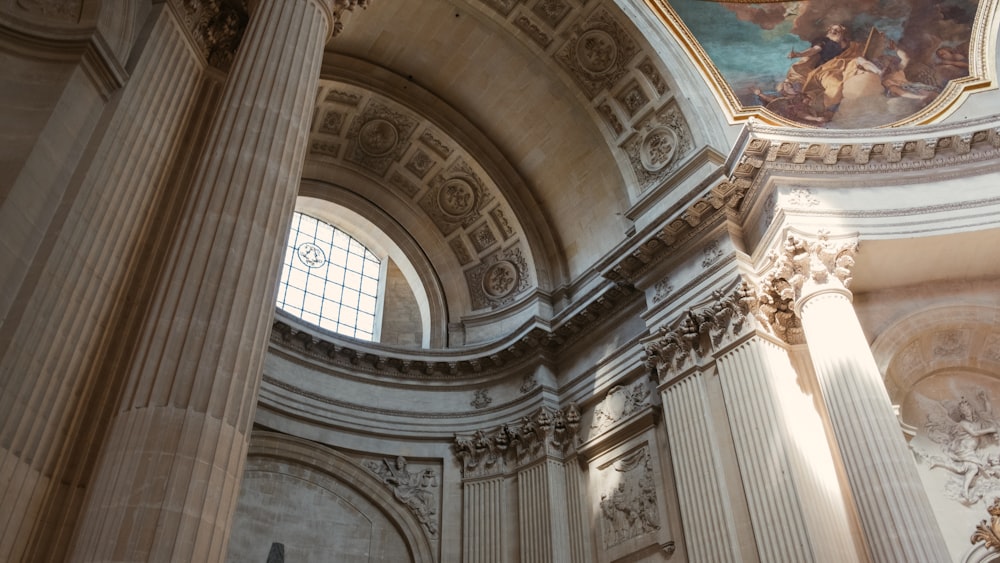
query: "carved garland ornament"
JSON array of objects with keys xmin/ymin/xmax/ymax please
[{"xmin": 453, "ymin": 404, "xmax": 581, "ymax": 477}]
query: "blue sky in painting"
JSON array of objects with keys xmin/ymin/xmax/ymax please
[{"xmin": 671, "ymin": 2, "xmax": 803, "ymax": 97}]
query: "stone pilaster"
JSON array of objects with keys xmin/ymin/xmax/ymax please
[
  {"xmin": 517, "ymin": 460, "xmax": 572, "ymax": 563},
  {"xmin": 760, "ymin": 231, "xmax": 950, "ymax": 562},
  {"xmin": 0, "ymin": 7, "xmax": 203, "ymax": 561},
  {"xmin": 661, "ymin": 373, "xmax": 744, "ymax": 563},
  {"xmin": 462, "ymin": 477, "xmax": 505, "ymax": 563},
  {"xmin": 68, "ymin": 1, "xmax": 360, "ymax": 560}
]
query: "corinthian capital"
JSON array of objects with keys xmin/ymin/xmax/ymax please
[
  {"xmin": 329, "ymin": 0, "xmax": 371, "ymax": 36},
  {"xmin": 755, "ymin": 231, "xmax": 858, "ymax": 342}
]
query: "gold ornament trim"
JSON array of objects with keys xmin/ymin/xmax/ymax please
[{"xmin": 971, "ymin": 497, "xmax": 1000, "ymax": 550}]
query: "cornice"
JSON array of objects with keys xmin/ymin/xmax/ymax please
[
  {"xmin": 268, "ymin": 279, "xmax": 640, "ymax": 381},
  {"xmin": 606, "ymin": 116, "xmax": 1000, "ymax": 287}
]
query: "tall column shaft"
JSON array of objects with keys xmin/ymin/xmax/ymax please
[
  {"xmin": 70, "ymin": 1, "xmax": 335, "ymax": 560},
  {"xmin": 799, "ymin": 289, "xmax": 949, "ymax": 562},
  {"xmin": 0, "ymin": 8, "xmax": 202, "ymax": 562},
  {"xmin": 662, "ymin": 373, "xmax": 744, "ymax": 563},
  {"xmin": 717, "ymin": 335, "xmax": 862, "ymax": 563}
]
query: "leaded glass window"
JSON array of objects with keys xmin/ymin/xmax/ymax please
[{"xmin": 277, "ymin": 212, "xmax": 382, "ymax": 341}]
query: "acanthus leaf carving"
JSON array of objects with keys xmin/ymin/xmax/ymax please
[
  {"xmin": 452, "ymin": 404, "xmax": 581, "ymax": 477},
  {"xmin": 644, "ymin": 280, "xmax": 758, "ymax": 381},
  {"xmin": 755, "ymin": 231, "xmax": 858, "ymax": 343}
]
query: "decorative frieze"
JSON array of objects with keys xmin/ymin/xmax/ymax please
[
  {"xmin": 17, "ymin": 0, "xmax": 82, "ymax": 21},
  {"xmin": 453, "ymin": 404, "xmax": 581, "ymax": 477},
  {"xmin": 363, "ymin": 456, "xmax": 440, "ymax": 538},
  {"xmin": 270, "ymin": 282, "xmax": 638, "ymax": 378},
  {"xmin": 644, "ymin": 281, "xmax": 757, "ymax": 380}
]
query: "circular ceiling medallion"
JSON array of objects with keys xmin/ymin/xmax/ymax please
[
  {"xmin": 640, "ymin": 126, "xmax": 679, "ymax": 172},
  {"xmin": 296, "ymin": 242, "xmax": 326, "ymax": 268},
  {"xmin": 576, "ymin": 29, "xmax": 618, "ymax": 75},
  {"xmin": 482, "ymin": 260, "xmax": 519, "ymax": 299},
  {"xmin": 437, "ymin": 179, "xmax": 476, "ymax": 218},
  {"xmin": 357, "ymin": 118, "xmax": 398, "ymax": 157}
]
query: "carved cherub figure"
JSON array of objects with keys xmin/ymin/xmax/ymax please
[{"xmin": 924, "ymin": 392, "xmax": 1000, "ymax": 502}]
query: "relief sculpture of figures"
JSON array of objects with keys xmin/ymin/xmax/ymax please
[
  {"xmin": 915, "ymin": 391, "xmax": 1000, "ymax": 504},
  {"xmin": 364, "ymin": 456, "xmax": 440, "ymax": 537},
  {"xmin": 599, "ymin": 447, "xmax": 660, "ymax": 549}
]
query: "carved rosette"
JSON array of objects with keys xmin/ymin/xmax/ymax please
[
  {"xmin": 452, "ymin": 404, "xmax": 581, "ymax": 478},
  {"xmin": 345, "ymin": 100, "xmax": 418, "ymax": 176},
  {"xmin": 555, "ymin": 7, "xmax": 639, "ymax": 99},
  {"xmin": 419, "ymin": 159, "xmax": 493, "ymax": 236},
  {"xmin": 756, "ymin": 231, "xmax": 858, "ymax": 343},
  {"xmin": 465, "ymin": 245, "xmax": 530, "ymax": 310},
  {"xmin": 972, "ymin": 497, "xmax": 1000, "ymax": 551},
  {"xmin": 644, "ymin": 281, "xmax": 758, "ymax": 381},
  {"xmin": 178, "ymin": 0, "xmax": 249, "ymax": 70},
  {"xmin": 623, "ymin": 101, "xmax": 693, "ymax": 191}
]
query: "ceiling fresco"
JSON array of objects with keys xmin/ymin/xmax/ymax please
[{"xmin": 668, "ymin": 0, "xmax": 981, "ymax": 128}]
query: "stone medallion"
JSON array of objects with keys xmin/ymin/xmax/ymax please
[
  {"xmin": 482, "ymin": 260, "xmax": 519, "ymax": 299},
  {"xmin": 639, "ymin": 126, "xmax": 678, "ymax": 172},
  {"xmin": 576, "ymin": 29, "xmax": 618, "ymax": 75},
  {"xmin": 437, "ymin": 179, "xmax": 476, "ymax": 218},
  {"xmin": 357, "ymin": 118, "xmax": 399, "ymax": 157},
  {"xmin": 297, "ymin": 242, "xmax": 326, "ymax": 268}
]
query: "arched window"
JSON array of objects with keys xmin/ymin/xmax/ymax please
[{"xmin": 277, "ymin": 211, "xmax": 383, "ymax": 341}]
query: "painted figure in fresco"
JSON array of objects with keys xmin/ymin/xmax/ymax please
[
  {"xmin": 924, "ymin": 393, "xmax": 1000, "ymax": 503},
  {"xmin": 786, "ymin": 24, "xmax": 852, "ymax": 86}
]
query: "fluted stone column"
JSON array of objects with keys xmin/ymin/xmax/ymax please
[
  {"xmin": 717, "ymin": 335, "xmax": 862, "ymax": 563},
  {"xmin": 0, "ymin": 7, "xmax": 203, "ymax": 561},
  {"xmin": 760, "ymin": 232, "xmax": 949, "ymax": 562},
  {"xmin": 661, "ymin": 373, "xmax": 744, "ymax": 563},
  {"xmin": 69, "ymin": 1, "xmax": 369, "ymax": 560}
]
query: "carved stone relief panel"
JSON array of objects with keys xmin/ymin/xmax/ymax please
[
  {"xmin": 591, "ymin": 379, "xmax": 651, "ymax": 437},
  {"xmin": 910, "ymin": 388, "xmax": 1000, "ymax": 506},
  {"xmin": 479, "ymin": 0, "xmax": 522, "ymax": 17},
  {"xmin": 490, "ymin": 208, "xmax": 515, "ymax": 240},
  {"xmin": 465, "ymin": 244, "xmax": 531, "ymax": 309},
  {"xmin": 405, "ymin": 149, "xmax": 436, "ymax": 180},
  {"xmin": 615, "ymin": 80, "xmax": 649, "ymax": 118},
  {"xmin": 469, "ymin": 222, "xmax": 498, "ymax": 253},
  {"xmin": 16, "ymin": 0, "xmax": 82, "ymax": 21},
  {"xmin": 513, "ymin": 14, "xmax": 553, "ymax": 49},
  {"xmin": 622, "ymin": 100, "xmax": 693, "ymax": 191},
  {"xmin": 363, "ymin": 456, "xmax": 441, "ymax": 539},
  {"xmin": 532, "ymin": 0, "xmax": 572, "ymax": 28},
  {"xmin": 418, "ymin": 158, "xmax": 494, "ymax": 236},
  {"xmin": 345, "ymin": 100, "xmax": 419, "ymax": 176},
  {"xmin": 449, "ymin": 236, "xmax": 474, "ymax": 266},
  {"xmin": 555, "ymin": 6, "xmax": 639, "ymax": 99},
  {"xmin": 589, "ymin": 438, "xmax": 674, "ymax": 563},
  {"xmin": 636, "ymin": 57, "xmax": 668, "ymax": 96}
]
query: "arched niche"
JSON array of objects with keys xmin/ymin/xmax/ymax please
[
  {"xmin": 227, "ymin": 432, "xmax": 435, "ymax": 563},
  {"xmin": 871, "ymin": 305, "xmax": 1000, "ymax": 560}
]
